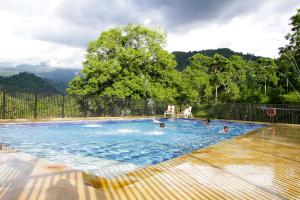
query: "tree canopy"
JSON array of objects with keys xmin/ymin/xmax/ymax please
[
  {"xmin": 278, "ymin": 9, "xmax": 300, "ymax": 103},
  {"xmin": 68, "ymin": 24, "xmax": 180, "ymax": 101},
  {"xmin": 68, "ymin": 9, "xmax": 300, "ymax": 104}
]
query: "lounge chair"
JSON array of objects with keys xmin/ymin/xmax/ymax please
[
  {"xmin": 178, "ymin": 105, "xmax": 193, "ymax": 118},
  {"xmin": 164, "ymin": 105, "xmax": 176, "ymax": 118}
]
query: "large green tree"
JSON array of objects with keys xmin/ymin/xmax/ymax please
[
  {"xmin": 281, "ymin": 9, "xmax": 300, "ymax": 66},
  {"xmin": 278, "ymin": 9, "xmax": 300, "ymax": 103},
  {"xmin": 254, "ymin": 58, "xmax": 279, "ymax": 96},
  {"xmin": 68, "ymin": 24, "xmax": 180, "ymax": 101},
  {"xmin": 180, "ymin": 54, "xmax": 212, "ymax": 103},
  {"xmin": 208, "ymin": 54, "xmax": 232, "ymax": 102}
]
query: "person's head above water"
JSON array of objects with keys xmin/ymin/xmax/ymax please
[
  {"xmin": 160, "ymin": 123, "xmax": 165, "ymax": 128},
  {"xmin": 203, "ymin": 118, "xmax": 211, "ymax": 125},
  {"xmin": 223, "ymin": 126, "xmax": 229, "ymax": 133}
]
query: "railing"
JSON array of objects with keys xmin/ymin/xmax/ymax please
[
  {"xmin": 188, "ymin": 102, "xmax": 300, "ymax": 124},
  {"xmin": 0, "ymin": 90, "xmax": 167, "ymax": 119},
  {"xmin": 0, "ymin": 90, "xmax": 300, "ymax": 124}
]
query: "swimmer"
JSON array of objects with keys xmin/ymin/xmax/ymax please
[
  {"xmin": 223, "ymin": 126, "xmax": 229, "ymax": 133},
  {"xmin": 152, "ymin": 117, "xmax": 161, "ymax": 124},
  {"xmin": 203, "ymin": 118, "xmax": 211, "ymax": 125},
  {"xmin": 160, "ymin": 123, "xmax": 165, "ymax": 128}
]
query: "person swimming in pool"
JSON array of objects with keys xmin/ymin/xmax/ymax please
[
  {"xmin": 152, "ymin": 117, "xmax": 165, "ymax": 128},
  {"xmin": 223, "ymin": 126, "xmax": 229, "ymax": 133},
  {"xmin": 202, "ymin": 118, "xmax": 211, "ymax": 125},
  {"xmin": 152, "ymin": 117, "xmax": 161, "ymax": 124}
]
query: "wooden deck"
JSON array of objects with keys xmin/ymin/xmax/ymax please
[{"xmin": 0, "ymin": 124, "xmax": 299, "ymax": 200}]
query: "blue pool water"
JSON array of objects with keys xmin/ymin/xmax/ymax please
[{"xmin": 0, "ymin": 119, "xmax": 265, "ymax": 177}]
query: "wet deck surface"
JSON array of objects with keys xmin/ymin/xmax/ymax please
[{"xmin": 0, "ymin": 124, "xmax": 299, "ymax": 200}]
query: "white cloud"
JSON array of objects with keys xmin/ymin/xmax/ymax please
[
  {"xmin": 0, "ymin": 0, "xmax": 85, "ymax": 68},
  {"xmin": 167, "ymin": 1, "xmax": 299, "ymax": 58},
  {"xmin": 0, "ymin": 0, "xmax": 299, "ymax": 68}
]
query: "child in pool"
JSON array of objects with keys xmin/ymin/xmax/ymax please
[
  {"xmin": 223, "ymin": 126, "xmax": 229, "ymax": 133},
  {"xmin": 202, "ymin": 118, "xmax": 211, "ymax": 125}
]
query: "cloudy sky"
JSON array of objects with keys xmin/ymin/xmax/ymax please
[{"xmin": 0, "ymin": 0, "xmax": 299, "ymax": 68}]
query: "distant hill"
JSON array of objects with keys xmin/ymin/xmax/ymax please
[
  {"xmin": 173, "ymin": 48, "xmax": 261, "ymax": 71},
  {"xmin": 36, "ymin": 68, "xmax": 80, "ymax": 83},
  {"xmin": 46, "ymin": 79, "xmax": 70, "ymax": 94},
  {"xmin": 0, "ymin": 63, "xmax": 80, "ymax": 93},
  {"xmin": 0, "ymin": 72, "xmax": 60, "ymax": 94}
]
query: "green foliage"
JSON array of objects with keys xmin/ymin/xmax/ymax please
[
  {"xmin": 68, "ymin": 24, "xmax": 179, "ymax": 101},
  {"xmin": 0, "ymin": 72, "xmax": 59, "ymax": 94},
  {"xmin": 277, "ymin": 8, "xmax": 300, "ymax": 103},
  {"xmin": 281, "ymin": 9, "xmax": 300, "ymax": 65},
  {"xmin": 281, "ymin": 92, "xmax": 300, "ymax": 104},
  {"xmin": 173, "ymin": 48, "xmax": 261, "ymax": 71},
  {"xmin": 67, "ymin": 11, "xmax": 300, "ymax": 105}
]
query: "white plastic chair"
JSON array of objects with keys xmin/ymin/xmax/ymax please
[{"xmin": 164, "ymin": 105, "xmax": 176, "ymax": 118}]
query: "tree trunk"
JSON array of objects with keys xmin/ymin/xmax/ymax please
[
  {"xmin": 264, "ymin": 80, "xmax": 267, "ymax": 95},
  {"xmin": 215, "ymin": 85, "xmax": 218, "ymax": 103},
  {"xmin": 287, "ymin": 77, "xmax": 289, "ymax": 93}
]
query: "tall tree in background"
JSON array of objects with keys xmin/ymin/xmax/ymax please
[
  {"xmin": 278, "ymin": 9, "xmax": 300, "ymax": 103},
  {"xmin": 254, "ymin": 58, "xmax": 279, "ymax": 96},
  {"xmin": 283, "ymin": 9, "xmax": 300, "ymax": 65},
  {"xmin": 220, "ymin": 55, "xmax": 247, "ymax": 102},
  {"xmin": 209, "ymin": 54, "xmax": 231, "ymax": 102},
  {"xmin": 68, "ymin": 24, "xmax": 180, "ymax": 101},
  {"xmin": 181, "ymin": 54, "xmax": 212, "ymax": 102}
]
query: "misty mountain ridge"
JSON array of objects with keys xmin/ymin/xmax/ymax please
[
  {"xmin": 0, "ymin": 72, "xmax": 60, "ymax": 94},
  {"xmin": 0, "ymin": 62, "xmax": 80, "ymax": 83}
]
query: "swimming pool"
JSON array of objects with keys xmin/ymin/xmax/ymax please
[{"xmin": 0, "ymin": 119, "xmax": 265, "ymax": 178}]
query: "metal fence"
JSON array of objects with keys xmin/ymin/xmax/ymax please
[
  {"xmin": 1, "ymin": 90, "xmax": 300, "ymax": 124},
  {"xmin": 0, "ymin": 90, "xmax": 167, "ymax": 119},
  {"xmin": 188, "ymin": 102, "xmax": 300, "ymax": 124}
]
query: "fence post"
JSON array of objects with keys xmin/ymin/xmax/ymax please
[
  {"xmin": 83, "ymin": 96, "xmax": 88, "ymax": 118},
  {"xmin": 34, "ymin": 93, "xmax": 38, "ymax": 119},
  {"xmin": 1, "ymin": 91, "xmax": 6, "ymax": 119},
  {"xmin": 61, "ymin": 95, "xmax": 65, "ymax": 118}
]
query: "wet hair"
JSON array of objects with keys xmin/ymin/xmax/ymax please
[
  {"xmin": 224, "ymin": 126, "xmax": 229, "ymax": 130},
  {"xmin": 160, "ymin": 123, "xmax": 165, "ymax": 128},
  {"xmin": 207, "ymin": 119, "xmax": 211, "ymax": 123}
]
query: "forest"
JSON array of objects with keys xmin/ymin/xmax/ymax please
[
  {"xmin": 68, "ymin": 9, "xmax": 300, "ymax": 104},
  {"xmin": 0, "ymin": 72, "xmax": 59, "ymax": 94}
]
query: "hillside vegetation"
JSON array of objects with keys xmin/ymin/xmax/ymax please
[
  {"xmin": 0, "ymin": 72, "xmax": 59, "ymax": 94},
  {"xmin": 173, "ymin": 48, "xmax": 260, "ymax": 71}
]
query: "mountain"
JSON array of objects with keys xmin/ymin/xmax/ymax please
[
  {"xmin": 0, "ymin": 62, "xmax": 53, "ymax": 76},
  {"xmin": 0, "ymin": 72, "xmax": 60, "ymax": 94},
  {"xmin": 173, "ymin": 48, "xmax": 262, "ymax": 71},
  {"xmin": 46, "ymin": 79, "xmax": 70, "ymax": 94},
  {"xmin": 0, "ymin": 63, "xmax": 80, "ymax": 93},
  {"xmin": 0, "ymin": 63, "xmax": 80, "ymax": 82}
]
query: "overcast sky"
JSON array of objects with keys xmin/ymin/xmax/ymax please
[{"xmin": 0, "ymin": 0, "xmax": 299, "ymax": 68}]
